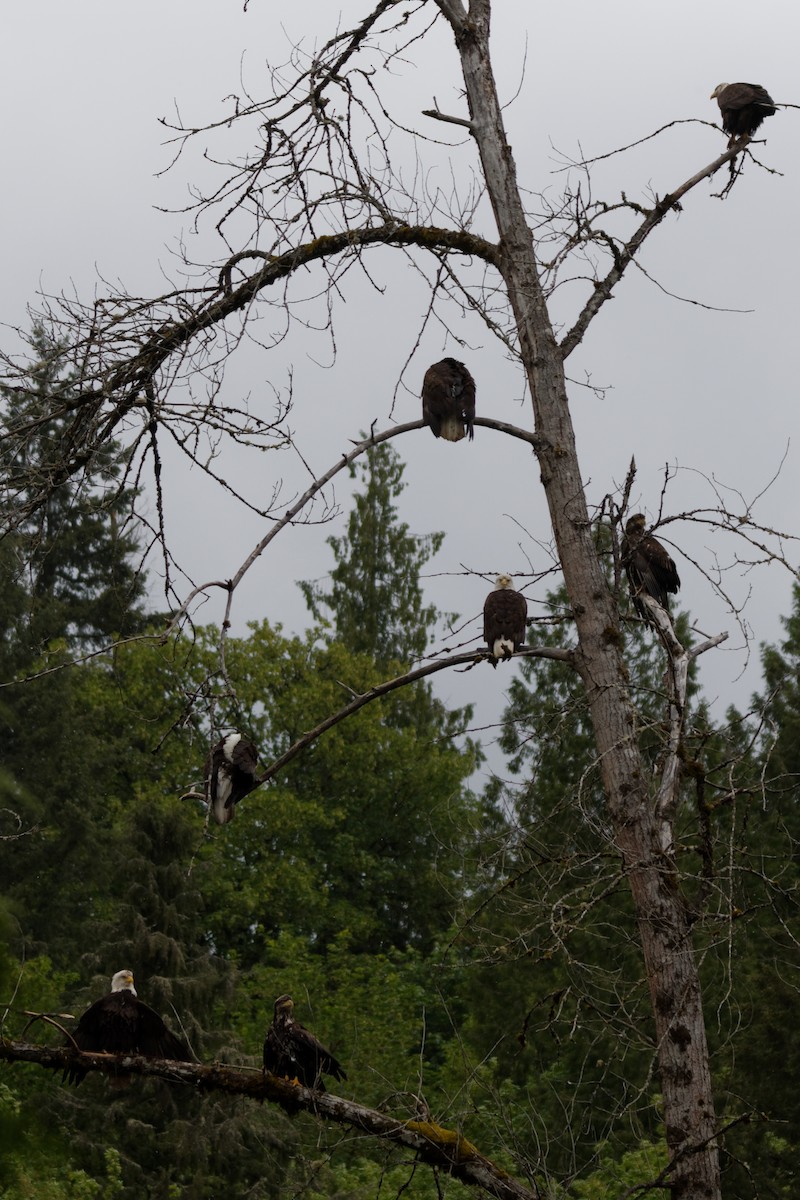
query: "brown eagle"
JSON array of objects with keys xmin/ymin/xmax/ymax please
[
  {"xmin": 63, "ymin": 969, "xmax": 190, "ymax": 1086},
  {"xmin": 205, "ymin": 732, "xmax": 259, "ymax": 824},
  {"xmin": 621, "ymin": 514, "xmax": 680, "ymax": 617},
  {"xmin": 421, "ymin": 358, "xmax": 475, "ymax": 442},
  {"xmin": 710, "ymin": 82, "xmax": 776, "ymax": 146},
  {"xmin": 483, "ymin": 575, "xmax": 527, "ymax": 666},
  {"xmin": 263, "ymin": 994, "xmax": 347, "ymax": 1090}
]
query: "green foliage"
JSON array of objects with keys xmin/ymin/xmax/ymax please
[
  {"xmin": 194, "ymin": 621, "xmax": 480, "ymax": 958},
  {"xmin": 564, "ymin": 1138, "xmax": 667, "ymax": 1198},
  {"xmin": 0, "ymin": 323, "xmax": 147, "ymax": 669},
  {"xmin": 703, "ymin": 585, "xmax": 800, "ymax": 1194},
  {"xmin": 444, "ymin": 581, "xmax": 724, "ymax": 1179},
  {"xmin": 0, "ymin": 431, "xmax": 485, "ymax": 1196},
  {"xmin": 300, "ymin": 442, "xmax": 445, "ymax": 667}
]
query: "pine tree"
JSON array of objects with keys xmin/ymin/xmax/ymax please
[
  {"xmin": 0, "ymin": 323, "xmax": 147, "ymax": 670},
  {"xmin": 450, "ymin": 578, "xmax": 706, "ymax": 1178},
  {"xmin": 300, "ymin": 442, "xmax": 444, "ymax": 669},
  {"xmin": 706, "ymin": 585, "xmax": 800, "ymax": 1192}
]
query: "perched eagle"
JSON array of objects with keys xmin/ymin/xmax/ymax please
[
  {"xmin": 710, "ymin": 82, "xmax": 776, "ymax": 146},
  {"xmin": 205, "ymin": 732, "xmax": 259, "ymax": 824},
  {"xmin": 63, "ymin": 969, "xmax": 190, "ymax": 1086},
  {"xmin": 263, "ymin": 994, "xmax": 347, "ymax": 1091},
  {"xmin": 483, "ymin": 575, "xmax": 527, "ymax": 666},
  {"xmin": 621, "ymin": 514, "xmax": 681, "ymax": 617},
  {"xmin": 421, "ymin": 358, "xmax": 475, "ymax": 442}
]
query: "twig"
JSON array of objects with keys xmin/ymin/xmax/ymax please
[
  {"xmin": 0, "ymin": 1039, "xmax": 541, "ymax": 1200},
  {"xmin": 164, "ymin": 416, "xmax": 548, "ymax": 636},
  {"xmin": 257, "ymin": 644, "xmax": 573, "ymax": 787}
]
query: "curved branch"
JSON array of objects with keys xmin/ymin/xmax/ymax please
[
  {"xmin": 165, "ymin": 415, "xmax": 548, "ymax": 634},
  {"xmin": 560, "ymin": 141, "xmax": 753, "ymax": 358},
  {"xmin": 0, "ymin": 1039, "xmax": 540, "ymax": 1200},
  {"xmin": 103, "ymin": 225, "xmax": 499, "ymax": 407},
  {"xmin": 256, "ymin": 644, "xmax": 574, "ymax": 787},
  {"xmin": 2, "ymin": 225, "xmax": 501, "ymax": 531}
]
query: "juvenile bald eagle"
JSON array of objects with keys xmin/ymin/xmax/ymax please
[
  {"xmin": 205, "ymin": 732, "xmax": 259, "ymax": 824},
  {"xmin": 263, "ymin": 994, "xmax": 347, "ymax": 1090},
  {"xmin": 421, "ymin": 358, "xmax": 475, "ymax": 442},
  {"xmin": 711, "ymin": 83, "xmax": 776, "ymax": 146},
  {"xmin": 63, "ymin": 969, "xmax": 190, "ymax": 1086},
  {"xmin": 621, "ymin": 514, "xmax": 681, "ymax": 617},
  {"xmin": 483, "ymin": 575, "xmax": 527, "ymax": 666}
]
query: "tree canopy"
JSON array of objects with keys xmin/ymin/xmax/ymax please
[{"xmin": 0, "ymin": 4, "xmax": 797, "ymax": 1199}]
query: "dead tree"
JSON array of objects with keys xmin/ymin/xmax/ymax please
[{"xmin": 0, "ymin": 3, "xmax": 790, "ymax": 1197}]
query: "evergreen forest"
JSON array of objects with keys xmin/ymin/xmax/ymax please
[
  {"xmin": 2, "ymin": 344, "xmax": 800, "ymax": 1198},
  {"xmin": 0, "ymin": 6, "xmax": 797, "ymax": 1197}
]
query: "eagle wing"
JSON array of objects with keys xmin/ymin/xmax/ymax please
[
  {"xmin": 264, "ymin": 1019, "xmax": 346, "ymax": 1088},
  {"xmin": 205, "ymin": 736, "xmax": 259, "ymax": 823},
  {"xmin": 719, "ymin": 82, "xmax": 774, "ymax": 113},
  {"xmin": 625, "ymin": 537, "xmax": 680, "ymax": 610},
  {"xmin": 422, "ymin": 359, "xmax": 475, "ymax": 440},
  {"xmin": 64, "ymin": 991, "xmax": 187, "ymax": 1084},
  {"xmin": 484, "ymin": 589, "xmax": 527, "ymax": 649},
  {"xmin": 133, "ymin": 997, "xmax": 190, "ymax": 1061}
]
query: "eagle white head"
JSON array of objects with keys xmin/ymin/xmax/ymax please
[
  {"xmin": 221, "ymin": 731, "xmax": 243, "ymax": 761},
  {"xmin": 710, "ymin": 83, "xmax": 729, "ymax": 100},
  {"xmin": 494, "ymin": 574, "xmax": 513, "ymax": 591},
  {"xmin": 110, "ymin": 969, "xmax": 137, "ymax": 996}
]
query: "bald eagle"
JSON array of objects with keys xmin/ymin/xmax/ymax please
[
  {"xmin": 421, "ymin": 358, "xmax": 475, "ymax": 442},
  {"xmin": 621, "ymin": 514, "xmax": 680, "ymax": 617},
  {"xmin": 263, "ymin": 994, "xmax": 347, "ymax": 1091},
  {"xmin": 205, "ymin": 732, "xmax": 259, "ymax": 824},
  {"xmin": 483, "ymin": 575, "xmax": 527, "ymax": 666},
  {"xmin": 711, "ymin": 83, "xmax": 776, "ymax": 146},
  {"xmin": 63, "ymin": 970, "xmax": 190, "ymax": 1085}
]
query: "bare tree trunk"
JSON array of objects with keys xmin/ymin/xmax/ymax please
[{"xmin": 443, "ymin": 2, "xmax": 720, "ymax": 1195}]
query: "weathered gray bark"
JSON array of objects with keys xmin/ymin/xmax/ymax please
[{"xmin": 438, "ymin": 2, "xmax": 721, "ymax": 1196}]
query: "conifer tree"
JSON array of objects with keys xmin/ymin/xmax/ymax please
[
  {"xmin": 0, "ymin": 323, "xmax": 147, "ymax": 670},
  {"xmin": 300, "ymin": 442, "xmax": 444, "ymax": 669}
]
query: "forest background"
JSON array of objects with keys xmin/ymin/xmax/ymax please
[{"xmin": 2, "ymin": 3, "xmax": 800, "ymax": 1199}]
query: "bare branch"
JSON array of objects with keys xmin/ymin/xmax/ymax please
[
  {"xmin": 0, "ymin": 1039, "xmax": 541, "ymax": 1200},
  {"xmin": 422, "ymin": 108, "xmax": 474, "ymax": 131},
  {"xmin": 256, "ymin": 644, "xmax": 574, "ymax": 787},
  {"xmin": 165, "ymin": 414, "xmax": 547, "ymax": 637},
  {"xmin": 1, "ymin": 225, "xmax": 500, "ymax": 534},
  {"xmin": 560, "ymin": 141, "xmax": 753, "ymax": 358}
]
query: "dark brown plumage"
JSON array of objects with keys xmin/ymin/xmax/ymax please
[
  {"xmin": 621, "ymin": 514, "xmax": 680, "ymax": 617},
  {"xmin": 205, "ymin": 732, "xmax": 259, "ymax": 824},
  {"xmin": 63, "ymin": 970, "xmax": 190, "ymax": 1086},
  {"xmin": 421, "ymin": 358, "xmax": 475, "ymax": 442},
  {"xmin": 710, "ymin": 82, "xmax": 776, "ymax": 146},
  {"xmin": 483, "ymin": 575, "xmax": 527, "ymax": 666},
  {"xmin": 263, "ymin": 994, "xmax": 346, "ymax": 1091}
]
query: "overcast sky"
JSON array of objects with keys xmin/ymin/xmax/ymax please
[{"xmin": 3, "ymin": 1, "xmax": 799, "ymax": 775}]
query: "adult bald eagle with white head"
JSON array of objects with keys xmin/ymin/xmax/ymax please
[
  {"xmin": 63, "ymin": 969, "xmax": 190, "ymax": 1085},
  {"xmin": 710, "ymin": 82, "xmax": 776, "ymax": 146},
  {"xmin": 483, "ymin": 575, "xmax": 527, "ymax": 666},
  {"xmin": 205, "ymin": 732, "xmax": 259, "ymax": 824}
]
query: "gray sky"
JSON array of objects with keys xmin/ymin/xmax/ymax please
[{"xmin": 3, "ymin": 1, "xmax": 799, "ymax": 770}]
